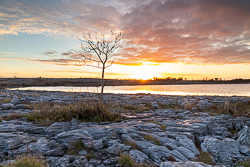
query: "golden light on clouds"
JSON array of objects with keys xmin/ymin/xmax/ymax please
[{"xmin": 0, "ymin": 0, "xmax": 250, "ymax": 79}]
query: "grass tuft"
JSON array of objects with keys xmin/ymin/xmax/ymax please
[
  {"xmin": 0, "ymin": 99, "xmax": 12, "ymax": 104},
  {"xmin": 119, "ymin": 154, "xmax": 135, "ymax": 167},
  {"xmin": 195, "ymin": 149, "xmax": 215, "ymax": 165},
  {"xmin": 208, "ymin": 99, "xmax": 250, "ymax": 117},
  {"xmin": 118, "ymin": 154, "xmax": 155, "ymax": 167},
  {"xmin": 237, "ymin": 158, "xmax": 250, "ymax": 167},
  {"xmin": 122, "ymin": 104, "xmax": 151, "ymax": 115},
  {"xmin": 5, "ymin": 113, "xmax": 24, "ymax": 121},
  {"xmin": 3, "ymin": 99, "xmax": 124, "ymax": 125},
  {"xmin": 146, "ymin": 121, "xmax": 167, "ymax": 131},
  {"xmin": 124, "ymin": 140, "xmax": 138, "ymax": 150},
  {"xmin": 143, "ymin": 134, "xmax": 161, "ymax": 146},
  {"xmin": 65, "ymin": 140, "xmax": 85, "ymax": 155},
  {"xmin": 4, "ymin": 155, "xmax": 45, "ymax": 167},
  {"xmin": 85, "ymin": 151, "xmax": 97, "ymax": 160}
]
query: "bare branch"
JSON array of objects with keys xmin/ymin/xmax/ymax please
[{"xmin": 77, "ymin": 30, "xmax": 124, "ymax": 101}]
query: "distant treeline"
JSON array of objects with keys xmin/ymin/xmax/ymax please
[
  {"xmin": 0, "ymin": 77, "xmax": 250, "ymax": 89},
  {"xmin": 127, "ymin": 77, "xmax": 250, "ymax": 82}
]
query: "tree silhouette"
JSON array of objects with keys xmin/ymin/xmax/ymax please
[{"xmin": 77, "ymin": 31, "xmax": 124, "ymax": 104}]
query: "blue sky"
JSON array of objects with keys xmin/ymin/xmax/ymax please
[{"xmin": 1, "ymin": 0, "xmax": 250, "ymax": 79}]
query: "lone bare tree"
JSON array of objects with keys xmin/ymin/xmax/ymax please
[{"xmin": 77, "ymin": 31, "xmax": 124, "ymax": 104}]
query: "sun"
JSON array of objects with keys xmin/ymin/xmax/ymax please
[{"xmin": 132, "ymin": 64, "xmax": 158, "ymax": 80}]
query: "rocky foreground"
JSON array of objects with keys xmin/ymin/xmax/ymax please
[{"xmin": 0, "ymin": 90, "xmax": 250, "ymax": 167}]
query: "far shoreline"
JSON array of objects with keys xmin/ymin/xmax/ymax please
[{"xmin": 0, "ymin": 77, "xmax": 250, "ymax": 89}]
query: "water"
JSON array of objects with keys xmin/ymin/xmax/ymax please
[{"xmin": 10, "ymin": 84, "xmax": 250, "ymax": 96}]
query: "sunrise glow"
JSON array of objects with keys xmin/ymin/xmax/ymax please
[{"xmin": 0, "ymin": 0, "xmax": 249, "ymax": 79}]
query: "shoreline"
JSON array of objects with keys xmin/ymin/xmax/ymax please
[{"xmin": 1, "ymin": 78, "xmax": 250, "ymax": 89}]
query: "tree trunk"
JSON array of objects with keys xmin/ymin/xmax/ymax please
[{"xmin": 99, "ymin": 64, "xmax": 105, "ymax": 103}]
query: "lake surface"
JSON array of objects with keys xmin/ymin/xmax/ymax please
[{"xmin": 10, "ymin": 84, "xmax": 250, "ymax": 96}]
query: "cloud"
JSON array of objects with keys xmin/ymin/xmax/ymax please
[
  {"xmin": 33, "ymin": 69, "xmax": 98, "ymax": 74},
  {"xmin": 42, "ymin": 51, "xmax": 58, "ymax": 57},
  {"xmin": 0, "ymin": 52, "xmax": 13, "ymax": 56},
  {"xmin": 119, "ymin": 0, "xmax": 250, "ymax": 64},
  {"xmin": 1, "ymin": 0, "xmax": 250, "ymax": 65},
  {"xmin": 31, "ymin": 58, "xmax": 80, "ymax": 66},
  {"xmin": 0, "ymin": 0, "xmax": 121, "ymax": 37}
]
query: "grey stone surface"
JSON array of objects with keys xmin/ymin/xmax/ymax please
[
  {"xmin": 239, "ymin": 145, "xmax": 250, "ymax": 156},
  {"xmin": 201, "ymin": 137, "xmax": 241, "ymax": 165},
  {"xmin": 47, "ymin": 155, "xmax": 88, "ymax": 167},
  {"xmin": 129, "ymin": 149, "xmax": 149, "ymax": 163},
  {"xmin": 0, "ymin": 90, "xmax": 250, "ymax": 166},
  {"xmin": 147, "ymin": 146, "xmax": 171, "ymax": 163},
  {"xmin": 237, "ymin": 126, "xmax": 250, "ymax": 147},
  {"xmin": 176, "ymin": 135, "xmax": 199, "ymax": 155},
  {"xmin": 160, "ymin": 161, "xmax": 215, "ymax": 167},
  {"xmin": 176, "ymin": 146, "xmax": 196, "ymax": 159}
]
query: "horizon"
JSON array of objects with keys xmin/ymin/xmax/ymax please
[
  {"xmin": 1, "ymin": 0, "xmax": 250, "ymax": 80},
  {"xmin": 0, "ymin": 76, "xmax": 249, "ymax": 81}
]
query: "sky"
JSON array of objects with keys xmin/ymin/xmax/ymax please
[{"xmin": 0, "ymin": 0, "xmax": 250, "ymax": 80}]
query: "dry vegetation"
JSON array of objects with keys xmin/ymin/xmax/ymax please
[
  {"xmin": 207, "ymin": 99, "xmax": 250, "ymax": 117},
  {"xmin": 0, "ymin": 155, "xmax": 46, "ymax": 167},
  {"xmin": 124, "ymin": 140, "xmax": 138, "ymax": 150},
  {"xmin": 237, "ymin": 158, "xmax": 250, "ymax": 167},
  {"xmin": 142, "ymin": 134, "xmax": 161, "ymax": 146},
  {"xmin": 0, "ymin": 99, "xmax": 12, "ymax": 104},
  {"xmin": 3, "ymin": 99, "xmax": 124, "ymax": 126},
  {"xmin": 146, "ymin": 121, "xmax": 167, "ymax": 131},
  {"xmin": 65, "ymin": 140, "xmax": 86, "ymax": 155},
  {"xmin": 195, "ymin": 149, "xmax": 215, "ymax": 165},
  {"xmin": 118, "ymin": 154, "xmax": 155, "ymax": 167},
  {"xmin": 121, "ymin": 104, "xmax": 151, "ymax": 115}
]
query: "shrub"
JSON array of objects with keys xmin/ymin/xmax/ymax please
[{"xmin": 4, "ymin": 155, "xmax": 45, "ymax": 167}]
